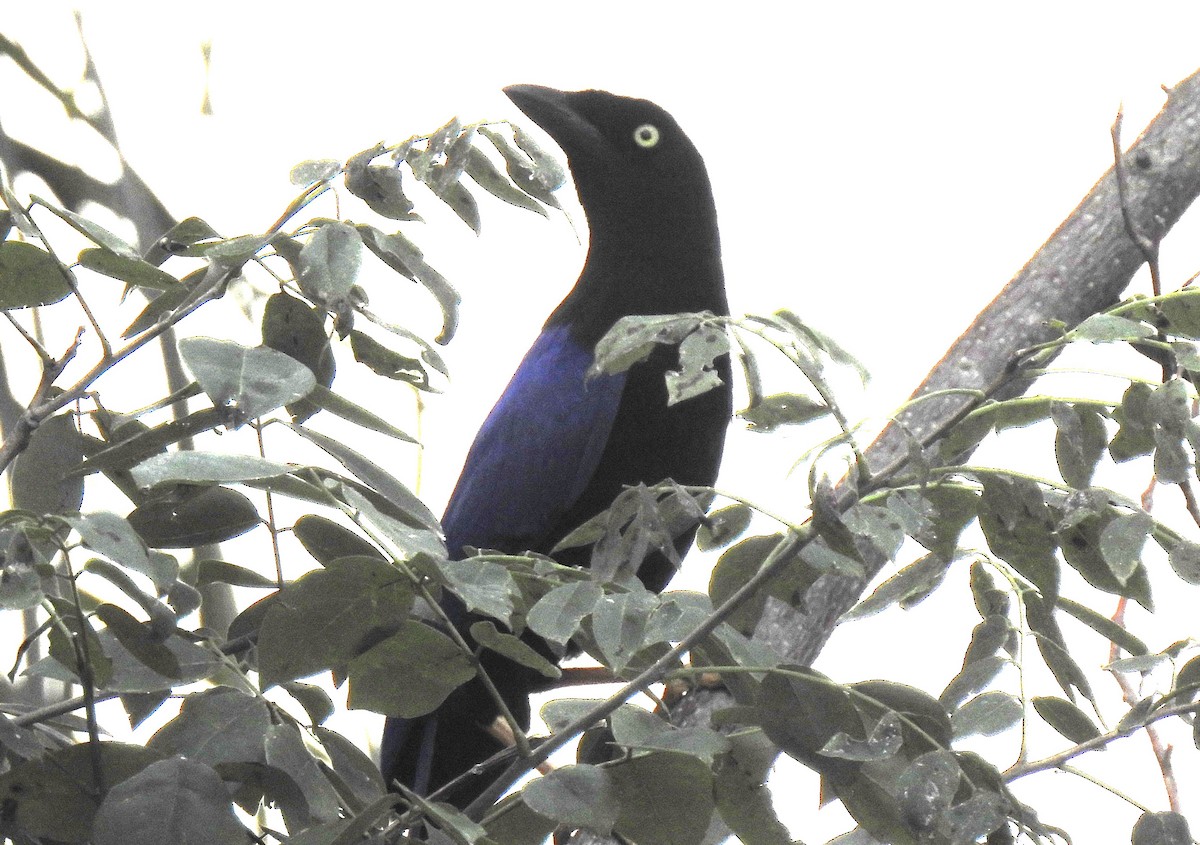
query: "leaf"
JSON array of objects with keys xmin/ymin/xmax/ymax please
[
  {"xmin": 522, "ymin": 764, "xmax": 619, "ymax": 834},
  {"xmin": 297, "ymin": 220, "xmax": 362, "ymax": 307},
  {"xmin": 290, "ymin": 158, "xmax": 342, "ymax": 185},
  {"xmin": 344, "ymin": 144, "xmax": 419, "ymax": 220},
  {"xmin": 609, "ymin": 752, "xmax": 715, "ymax": 845},
  {"xmin": 11, "ymin": 411, "xmax": 85, "ymax": 515},
  {"xmin": 92, "ymin": 757, "xmax": 247, "ymax": 845},
  {"xmin": 356, "ymin": 225, "xmax": 461, "ymax": 344},
  {"xmin": 32, "ymin": 194, "xmax": 138, "ymax": 256},
  {"xmin": 179, "ymin": 337, "xmax": 316, "ymax": 423},
  {"xmin": 695, "ymin": 503, "xmax": 753, "ymax": 551},
  {"xmin": 131, "ymin": 452, "xmax": 289, "ymax": 487},
  {"xmin": 349, "ymin": 328, "xmax": 432, "ymax": 386},
  {"xmin": 1109, "ymin": 382, "xmax": 1156, "ymax": 461},
  {"xmin": 0, "ymin": 241, "xmax": 72, "ymax": 307},
  {"xmin": 94, "ymin": 603, "xmax": 180, "ymax": 679},
  {"xmin": 258, "ymin": 556, "xmax": 414, "ymax": 687},
  {"xmin": 846, "ymin": 553, "xmax": 954, "ymax": 619},
  {"xmin": 1032, "ymin": 696, "xmax": 1101, "ymax": 744},
  {"xmin": 149, "ymin": 688, "xmax": 271, "ymax": 767},
  {"xmin": 1132, "ymin": 812, "xmax": 1193, "ymax": 845},
  {"xmin": 78, "ymin": 248, "xmax": 179, "ymax": 290},
  {"xmin": 347, "ymin": 622, "xmax": 475, "ymax": 717},
  {"xmin": 293, "ymin": 423, "xmax": 440, "ymax": 529},
  {"xmin": 1056, "ymin": 596, "xmax": 1148, "ymax": 656},
  {"xmin": 1098, "ymin": 510, "xmax": 1153, "ymax": 584},
  {"xmin": 976, "ymin": 473, "xmax": 1059, "ymax": 602},
  {"xmin": 463, "ymin": 144, "xmax": 549, "ymax": 215},
  {"xmin": 740, "ymin": 392, "xmax": 829, "ymax": 432},
  {"xmin": 1052, "ymin": 402, "xmax": 1108, "ymax": 488},
  {"xmin": 304, "ymin": 384, "xmax": 418, "ymax": 442},
  {"xmin": 526, "ymin": 580, "xmax": 603, "ymax": 646},
  {"xmin": 590, "ymin": 587, "xmax": 658, "ymax": 673},
  {"xmin": 314, "ymin": 726, "xmax": 387, "ymax": 805},
  {"xmin": 1072, "ymin": 312, "xmax": 1155, "ymax": 342},
  {"xmin": 261, "ymin": 291, "xmax": 335, "ymax": 423},
  {"xmin": 469, "ymin": 621, "xmax": 560, "ymax": 678},
  {"xmin": 127, "ymin": 486, "xmax": 261, "ymax": 549},
  {"xmin": 939, "ymin": 655, "xmax": 1006, "ymax": 710},
  {"xmin": 821, "ymin": 711, "xmax": 903, "ymax": 762},
  {"xmin": 63, "ymin": 511, "xmax": 152, "ymax": 581},
  {"xmin": 895, "ymin": 750, "xmax": 961, "ymax": 833},
  {"xmin": 0, "ymin": 742, "xmax": 164, "ymax": 842},
  {"xmin": 263, "ymin": 722, "xmax": 341, "ymax": 825},
  {"xmin": 951, "ymin": 691, "xmax": 1022, "ymax": 739},
  {"xmin": 293, "ymin": 514, "xmax": 383, "ymax": 565},
  {"xmin": 666, "ymin": 323, "xmax": 729, "ymax": 405},
  {"xmin": 592, "ymin": 313, "xmax": 707, "ymax": 377},
  {"xmin": 197, "ymin": 559, "xmax": 277, "ymax": 588},
  {"xmin": 479, "ymin": 125, "xmax": 564, "ymax": 207},
  {"xmin": 1167, "ymin": 538, "xmax": 1200, "ymax": 584}
]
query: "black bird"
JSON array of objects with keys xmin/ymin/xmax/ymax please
[{"xmin": 380, "ymin": 84, "xmax": 731, "ymax": 806}]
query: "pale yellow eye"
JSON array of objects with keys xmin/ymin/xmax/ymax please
[{"xmin": 633, "ymin": 123, "xmax": 660, "ymax": 148}]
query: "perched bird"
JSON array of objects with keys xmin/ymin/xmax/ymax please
[{"xmin": 381, "ymin": 84, "xmax": 731, "ymax": 806}]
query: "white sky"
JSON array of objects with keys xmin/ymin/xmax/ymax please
[{"xmin": 5, "ymin": 2, "xmax": 1200, "ymax": 841}]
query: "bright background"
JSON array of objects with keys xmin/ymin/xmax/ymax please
[{"xmin": 5, "ymin": 2, "xmax": 1200, "ymax": 840}]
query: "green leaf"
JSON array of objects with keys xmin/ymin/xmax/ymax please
[
  {"xmin": 740, "ymin": 392, "xmax": 829, "ymax": 432},
  {"xmin": 62, "ymin": 511, "xmax": 152, "ymax": 581},
  {"xmin": 1160, "ymin": 289, "xmax": 1200, "ymax": 338},
  {"xmin": 1167, "ymin": 538, "xmax": 1200, "ymax": 584},
  {"xmin": 590, "ymin": 588, "xmax": 658, "ymax": 673},
  {"xmin": 469, "ymin": 620, "xmax": 560, "ymax": 679},
  {"xmin": 1056, "ymin": 596, "xmax": 1148, "ymax": 655},
  {"xmin": 0, "ymin": 241, "xmax": 71, "ymax": 307},
  {"xmin": 94, "ymin": 603, "xmax": 180, "ymax": 680},
  {"xmin": 32, "ymin": 194, "xmax": 138, "ymax": 256},
  {"xmin": 939, "ymin": 655, "xmax": 1006, "ymax": 710},
  {"xmin": 290, "ymin": 158, "xmax": 342, "ymax": 185},
  {"xmin": 197, "ymin": 559, "xmax": 277, "ymax": 588},
  {"xmin": 263, "ymin": 722, "xmax": 341, "ymax": 825},
  {"xmin": 1031, "ymin": 695, "xmax": 1101, "ymax": 743},
  {"xmin": 666, "ymin": 323, "xmax": 729, "ymax": 405},
  {"xmin": 479, "ymin": 125, "xmax": 564, "ymax": 207},
  {"xmin": 179, "ymin": 337, "xmax": 316, "ymax": 422},
  {"xmin": 592, "ymin": 313, "xmax": 707, "ymax": 377},
  {"xmin": 258, "ymin": 556, "xmax": 414, "ymax": 687},
  {"xmin": 127, "ymin": 486, "xmax": 261, "ymax": 549},
  {"xmin": 0, "ymin": 743, "xmax": 165, "ymax": 843},
  {"xmin": 526, "ymin": 580, "xmax": 602, "ymax": 647},
  {"xmin": 78, "ymin": 248, "xmax": 179, "ymax": 290},
  {"xmin": 297, "ymin": 220, "xmax": 361, "ymax": 307},
  {"xmin": 609, "ymin": 752, "xmax": 715, "ymax": 845},
  {"xmin": 1109, "ymin": 382, "xmax": 1156, "ymax": 461},
  {"xmin": 344, "ymin": 144, "xmax": 419, "ymax": 220},
  {"xmin": 1027, "ymin": 592, "xmax": 1094, "ymax": 703},
  {"xmin": 1052, "ymin": 402, "xmax": 1108, "ymax": 488},
  {"xmin": 1072, "ymin": 312, "xmax": 1155, "ymax": 342},
  {"xmin": 304, "ymin": 384, "xmax": 418, "ymax": 442},
  {"xmin": 149, "ymin": 688, "xmax": 270, "ymax": 767},
  {"xmin": 130, "ymin": 452, "xmax": 290, "ymax": 487},
  {"xmin": 976, "ymin": 473, "xmax": 1059, "ymax": 602},
  {"xmin": 47, "ymin": 595, "xmax": 113, "ymax": 686},
  {"xmin": 895, "ymin": 751, "xmax": 961, "ymax": 833},
  {"xmin": 522, "ymin": 764, "xmax": 619, "ymax": 834},
  {"xmin": 846, "ymin": 553, "xmax": 953, "ymax": 619},
  {"xmin": 11, "ymin": 411, "xmax": 84, "ymax": 515},
  {"xmin": 463, "ymin": 145, "xmax": 549, "ymax": 215},
  {"xmin": 293, "ymin": 514, "xmax": 383, "ymax": 565},
  {"xmin": 347, "ymin": 621, "xmax": 475, "ymax": 717},
  {"xmin": 281, "ymin": 682, "xmax": 336, "ymax": 725},
  {"xmin": 1098, "ymin": 510, "xmax": 1152, "ymax": 584},
  {"xmin": 1132, "ymin": 812, "xmax": 1193, "ymax": 845},
  {"xmin": 951, "ymin": 691, "xmax": 1022, "ymax": 739},
  {"xmin": 695, "ymin": 503, "xmax": 753, "ymax": 551},
  {"xmin": 261, "ymin": 291, "xmax": 335, "ymax": 423},
  {"xmin": 356, "ymin": 225, "xmax": 461, "ymax": 344}
]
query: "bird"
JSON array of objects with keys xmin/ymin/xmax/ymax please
[{"xmin": 380, "ymin": 84, "xmax": 731, "ymax": 807}]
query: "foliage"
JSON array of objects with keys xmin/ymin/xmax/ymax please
[{"xmin": 1, "ymin": 33, "xmax": 1199, "ymax": 845}]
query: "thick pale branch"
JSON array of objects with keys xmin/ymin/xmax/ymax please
[{"xmin": 667, "ymin": 63, "xmax": 1200, "ymax": 833}]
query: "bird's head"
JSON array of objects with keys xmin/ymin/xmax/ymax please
[{"xmin": 503, "ymin": 84, "xmax": 716, "ymax": 246}]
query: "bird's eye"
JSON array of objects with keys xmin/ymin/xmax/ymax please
[{"xmin": 632, "ymin": 123, "xmax": 660, "ymax": 148}]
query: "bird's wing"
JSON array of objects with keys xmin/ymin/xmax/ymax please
[{"xmin": 440, "ymin": 323, "xmax": 627, "ymax": 557}]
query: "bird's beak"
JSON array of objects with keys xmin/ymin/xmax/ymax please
[{"xmin": 504, "ymin": 84, "xmax": 602, "ymax": 160}]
